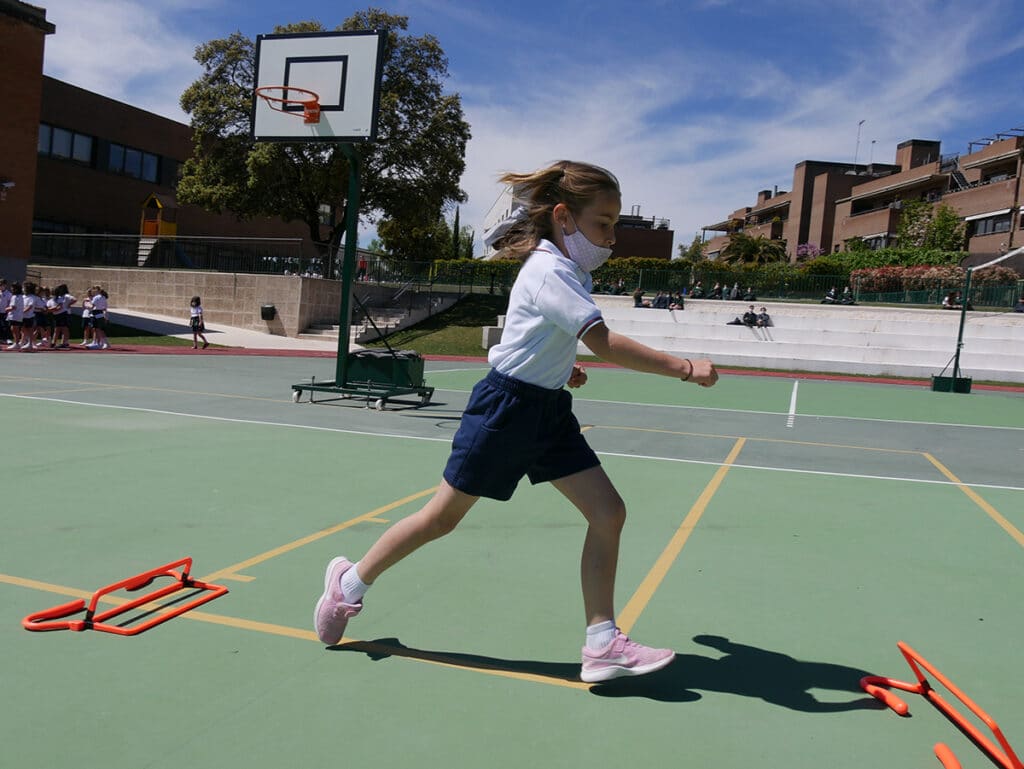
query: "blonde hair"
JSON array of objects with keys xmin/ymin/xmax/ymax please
[{"xmin": 494, "ymin": 160, "xmax": 620, "ymax": 261}]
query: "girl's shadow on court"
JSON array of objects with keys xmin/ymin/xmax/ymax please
[
  {"xmin": 333, "ymin": 633, "xmax": 883, "ymax": 711},
  {"xmin": 592, "ymin": 635, "xmax": 882, "ymax": 710}
]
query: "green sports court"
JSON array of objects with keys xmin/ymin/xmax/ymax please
[{"xmin": 2, "ymin": 350, "xmax": 1022, "ymax": 769}]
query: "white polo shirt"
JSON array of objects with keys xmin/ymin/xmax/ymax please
[{"xmin": 488, "ymin": 239, "xmax": 604, "ymax": 389}]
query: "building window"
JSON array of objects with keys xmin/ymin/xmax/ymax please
[
  {"xmin": 109, "ymin": 142, "xmax": 160, "ymax": 182},
  {"xmin": 108, "ymin": 144, "xmax": 123, "ymax": 173},
  {"xmin": 38, "ymin": 123, "xmax": 94, "ymax": 166},
  {"xmin": 970, "ymin": 213, "xmax": 1012, "ymax": 237},
  {"xmin": 51, "ymin": 127, "xmax": 72, "ymax": 158},
  {"xmin": 141, "ymin": 153, "xmax": 159, "ymax": 183},
  {"xmin": 72, "ymin": 134, "xmax": 93, "ymax": 163},
  {"xmin": 124, "ymin": 148, "xmax": 142, "ymax": 177}
]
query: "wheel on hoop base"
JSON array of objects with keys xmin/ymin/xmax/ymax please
[
  {"xmin": 292, "ymin": 389, "xmax": 302, "ymax": 403},
  {"xmin": 374, "ymin": 398, "xmax": 386, "ymax": 411}
]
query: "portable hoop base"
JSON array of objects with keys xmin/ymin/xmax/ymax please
[{"xmin": 22, "ymin": 557, "xmax": 228, "ymax": 636}]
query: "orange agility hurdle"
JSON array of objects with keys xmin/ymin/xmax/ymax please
[
  {"xmin": 861, "ymin": 641, "xmax": 1022, "ymax": 769},
  {"xmin": 22, "ymin": 557, "xmax": 228, "ymax": 636}
]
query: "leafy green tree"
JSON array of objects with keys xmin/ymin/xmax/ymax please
[
  {"xmin": 896, "ymin": 199, "xmax": 933, "ymax": 248},
  {"xmin": 720, "ymin": 232, "xmax": 787, "ymax": 264},
  {"xmin": 924, "ymin": 203, "xmax": 966, "ymax": 251},
  {"xmin": 458, "ymin": 226, "xmax": 475, "ymax": 260},
  {"xmin": 896, "ymin": 199, "xmax": 966, "ymax": 253},
  {"xmin": 177, "ymin": 12, "xmax": 470, "ymax": 258},
  {"xmin": 845, "ymin": 236, "xmax": 870, "ymax": 252},
  {"xmin": 451, "ymin": 206, "xmax": 460, "ymax": 260},
  {"xmin": 678, "ymin": 234, "xmax": 704, "ymax": 261}
]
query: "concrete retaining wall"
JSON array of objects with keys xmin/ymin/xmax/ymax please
[{"xmin": 29, "ymin": 265, "xmax": 371, "ymax": 337}]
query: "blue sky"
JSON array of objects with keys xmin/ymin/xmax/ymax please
[{"xmin": 39, "ymin": 0, "xmax": 1024, "ymax": 254}]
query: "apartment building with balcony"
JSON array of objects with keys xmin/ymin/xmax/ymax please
[{"xmin": 702, "ymin": 128, "xmax": 1024, "ymax": 262}]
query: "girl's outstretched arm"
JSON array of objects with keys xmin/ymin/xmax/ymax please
[{"xmin": 581, "ymin": 322, "xmax": 718, "ymax": 387}]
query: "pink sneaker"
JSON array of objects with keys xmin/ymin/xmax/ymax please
[
  {"xmin": 580, "ymin": 629, "xmax": 675, "ymax": 683},
  {"xmin": 313, "ymin": 557, "xmax": 362, "ymax": 645}
]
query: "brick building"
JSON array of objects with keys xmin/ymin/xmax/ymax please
[
  {"xmin": 34, "ymin": 76, "xmax": 315, "ymax": 244},
  {"xmin": 0, "ymin": 0, "xmax": 326, "ymax": 282},
  {"xmin": 0, "ymin": 0, "xmax": 54, "ymax": 279},
  {"xmin": 702, "ymin": 131, "xmax": 1024, "ymax": 261}
]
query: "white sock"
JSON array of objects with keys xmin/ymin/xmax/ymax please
[
  {"xmin": 339, "ymin": 562, "xmax": 369, "ymax": 603},
  {"xmin": 585, "ymin": 620, "xmax": 618, "ymax": 650}
]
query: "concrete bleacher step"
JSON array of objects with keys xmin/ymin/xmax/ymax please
[{"xmin": 576, "ymin": 297, "xmax": 1024, "ymax": 382}]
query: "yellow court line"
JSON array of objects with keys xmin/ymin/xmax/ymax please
[
  {"xmin": 596, "ymin": 424, "xmax": 920, "ymax": 454},
  {"xmin": 15, "ymin": 386, "xmax": 128, "ymax": 397},
  {"xmin": 1, "ymin": 572, "xmax": 587, "ymax": 690},
  {"xmin": 617, "ymin": 437, "xmax": 746, "ymax": 634},
  {"xmin": 199, "ymin": 486, "xmax": 438, "ymax": 582},
  {"xmin": 922, "ymin": 453, "xmax": 1024, "ymax": 550}
]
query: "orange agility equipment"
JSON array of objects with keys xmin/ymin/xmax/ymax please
[
  {"xmin": 861, "ymin": 641, "xmax": 1022, "ymax": 769},
  {"xmin": 22, "ymin": 557, "xmax": 228, "ymax": 636}
]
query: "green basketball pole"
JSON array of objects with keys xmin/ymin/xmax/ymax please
[
  {"xmin": 931, "ymin": 267, "xmax": 973, "ymax": 393},
  {"xmin": 334, "ymin": 143, "xmax": 360, "ymax": 387},
  {"xmin": 951, "ymin": 267, "xmax": 972, "ymax": 381}
]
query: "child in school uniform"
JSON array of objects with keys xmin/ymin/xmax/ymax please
[
  {"xmin": 189, "ymin": 296, "xmax": 209, "ymax": 349},
  {"xmin": 5, "ymin": 282, "xmax": 23, "ymax": 350},
  {"xmin": 0, "ymin": 279, "xmax": 11, "ymax": 346},
  {"xmin": 89, "ymin": 287, "xmax": 109, "ymax": 350},
  {"xmin": 52, "ymin": 284, "xmax": 75, "ymax": 348},
  {"xmin": 20, "ymin": 282, "xmax": 37, "ymax": 350},
  {"xmin": 313, "ymin": 160, "xmax": 719, "ymax": 683},
  {"xmin": 78, "ymin": 287, "xmax": 95, "ymax": 347},
  {"xmin": 38, "ymin": 286, "xmax": 55, "ymax": 348}
]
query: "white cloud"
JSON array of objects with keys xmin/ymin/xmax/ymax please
[
  {"xmin": 456, "ymin": 0, "xmax": 1024, "ymax": 253},
  {"xmin": 35, "ymin": 0, "xmax": 1024, "ymax": 256},
  {"xmin": 41, "ymin": 0, "xmax": 202, "ymax": 123}
]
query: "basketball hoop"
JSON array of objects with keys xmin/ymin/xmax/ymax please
[{"xmin": 255, "ymin": 86, "xmax": 321, "ymax": 124}]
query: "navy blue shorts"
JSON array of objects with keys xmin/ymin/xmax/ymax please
[{"xmin": 443, "ymin": 369, "xmax": 600, "ymax": 501}]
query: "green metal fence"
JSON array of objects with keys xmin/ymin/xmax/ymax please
[{"xmin": 27, "ymin": 234, "xmax": 1022, "ymax": 309}]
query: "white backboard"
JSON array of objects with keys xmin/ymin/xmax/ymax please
[{"xmin": 251, "ymin": 30, "xmax": 385, "ymax": 142}]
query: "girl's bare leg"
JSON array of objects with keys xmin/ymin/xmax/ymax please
[
  {"xmin": 357, "ymin": 479, "xmax": 478, "ymax": 583},
  {"xmin": 551, "ymin": 465, "xmax": 626, "ymax": 626}
]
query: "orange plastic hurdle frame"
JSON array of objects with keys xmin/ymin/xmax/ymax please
[
  {"xmin": 22, "ymin": 557, "xmax": 228, "ymax": 636},
  {"xmin": 861, "ymin": 641, "xmax": 1022, "ymax": 769}
]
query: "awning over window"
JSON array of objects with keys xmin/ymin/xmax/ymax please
[{"xmin": 964, "ymin": 208, "xmax": 1011, "ymax": 221}]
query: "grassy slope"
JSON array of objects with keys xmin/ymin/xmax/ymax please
[{"xmin": 363, "ymin": 293, "xmax": 509, "ymax": 357}]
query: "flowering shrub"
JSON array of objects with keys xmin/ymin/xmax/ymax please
[
  {"xmin": 901, "ymin": 264, "xmax": 963, "ymax": 290},
  {"xmin": 851, "ymin": 266, "xmax": 905, "ymax": 292},
  {"xmin": 972, "ymin": 265, "xmax": 1020, "ymax": 286},
  {"xmin": 796, "ymin": 243, "xmax": 822, "ymax": 258},
  {"xmin": 851, "ymin": 263, "xmax": 1019, "ymax": 292}
]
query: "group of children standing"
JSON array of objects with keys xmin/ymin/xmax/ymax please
[{"xmin": 1, "ymin": 279, "xmax": 109, "ymax": 351}]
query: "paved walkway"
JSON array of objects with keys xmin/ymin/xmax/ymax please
[{"xmin": 109, "ymin": 309, "xmax": 350, "ymax": 352}]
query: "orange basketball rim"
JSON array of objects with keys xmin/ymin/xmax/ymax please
[{"xmin": 255, "ymin": 86, "xmax": 321, "ymax": 124}]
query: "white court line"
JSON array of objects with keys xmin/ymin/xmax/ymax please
[
  {"xmin": 786, "ymin": 380, "xmax": 799, "ymax": 429},
  {"xmin": 0, "ymin": 393, "xmax": 453, "ymax": 444},
  {"xmin": 3, "ymin": 392, "xmax": 1022, "ymax": 493},
  {"xmin": 596, "ymin": 450, "xmax": 1024, "ymax": 493},
  {"xmin": 547, "ymin": 394, "xmax": 1024, "ymax": 433}
]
